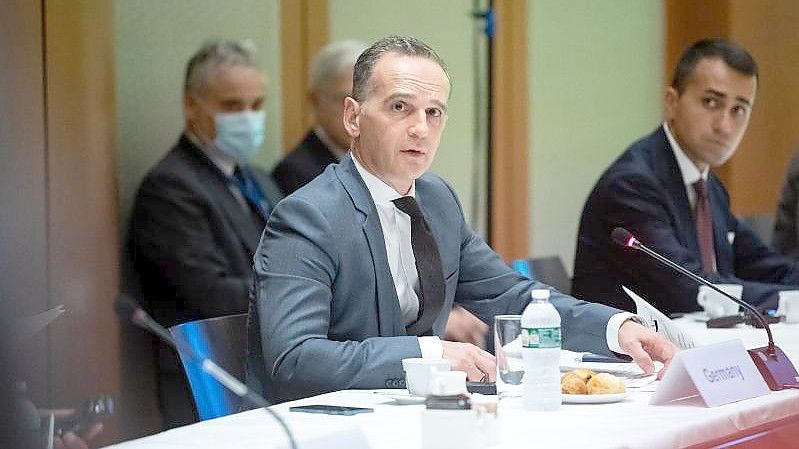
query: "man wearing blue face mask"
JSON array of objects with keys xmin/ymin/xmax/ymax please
[{"xmin": 128, "ymin": 39, "xmax": 282, "ymax": 428}]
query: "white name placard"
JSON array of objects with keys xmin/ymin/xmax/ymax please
[{"xmin": 650, "ymin": 339, "xmax": 770, "ymax": 407}]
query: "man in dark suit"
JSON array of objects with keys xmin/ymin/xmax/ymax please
[
  {"xmin": 272, "ymin": 40, "xmax": 365, "ymax": 195},
  {"xmin": 129, "ymin": 40, "xmax": 282, "ymax": 428},
  {"xmin": 247, "ymin": 36, "xmax": 676, "ymax": 403},
  {"xmin": 573, "ymin": 39, "xmax": 799, "ymax": 316}
]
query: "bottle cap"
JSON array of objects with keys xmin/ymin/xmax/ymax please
[{"xmin": 531, "ymin": 289, "xmax": 550, "ymax": 301}]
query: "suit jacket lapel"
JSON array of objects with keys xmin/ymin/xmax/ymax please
[
  {"xmin": 708, "ymin": 178, "xmax": 733, "ymax": 274},
  {"xmin": 335, "ymin": 156, "xmax": 405, "ymax": 336},
  {"xmin": 177, "ymin": 136, "xmax": 262, "ymax": 255},
  {"xmin": 653, "ymin": 129, "xmax": 702, "ymax": 257}
]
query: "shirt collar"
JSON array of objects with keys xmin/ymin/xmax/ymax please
[
  {"xmin": 352, "ymin": 154, "xmax": 415, "ymax": 206},
  {"xmin": 186, "ymin": 129, "xmax": 236, "ymax": 178},
  {"xmin": 314, "ymin": 126, "xmax": 348, "ymax": 160},
  {"xmin": 662, "ymin": 122, "xmax": 708, "ymax": 187}
]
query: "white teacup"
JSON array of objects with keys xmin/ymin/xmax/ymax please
[
  {"xmin": 697, "ymin": 284, "xmax": 742, "ymax": 318},
  {"xmin": 778, "ymin": 290, "xmax": 799, "ymax": 324},
  {"xmin": 402, "ymin": 358, "xmax": 450, "ymax": 397}
]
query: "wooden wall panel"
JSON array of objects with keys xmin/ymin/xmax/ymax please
[
  {"xmin": 281, "ymin": 0, "xmax": 329, "ymax": 152},
  {"xmin": 727, "ymin": 0, "xmax": 799, "ymax": 215},
  {"xmin": 665, "ymin": 0, "xmax": 730, "ymax": 82},
  {"xmin": 44, "ymin": 0, "xmax": 123, "ymax": 444},
  {"xmin": 491, "ymin": 0, "xmax": 530, "ymax": 261},
  {"xmin": 0, "ymin": 0, "xmax": 50, "ymax": 407}
]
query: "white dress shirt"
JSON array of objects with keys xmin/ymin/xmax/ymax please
[
  {"xmin": 663, "ymin": 122, "xmax": 710, "ymax": 209},
  {"xmin": 352, "ymin": 156, "xmax": 635, "ymax": 358},
  {"xmin": 352, "ymin": 156, "xmax": 442, "ymax": 358}
]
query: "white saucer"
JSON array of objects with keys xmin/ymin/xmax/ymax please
[
  {"xmin": 562, "ymin": 392, "xmax": 629, "ymax": 404},
  {"xmin": 373, "ymin": 390, "xmax": 426, "ymax": 405}
]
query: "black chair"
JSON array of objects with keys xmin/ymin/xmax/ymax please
[
  {"xmin": 169, "ymin": 313, "xmax": 248, "ymax": 420},
  {"xmin": 739, "ymin": 214, "xmax": 775, "ymax": 246},
  {"xmin": 511, "ymin": 255, "xmax": 571, "ymax": 294}
]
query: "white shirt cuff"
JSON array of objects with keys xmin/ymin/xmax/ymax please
[
  {"xmin": 606, "ymin": 312, "xmax": 637, "ymax": 354},
  {"xmin": 418, "ymin": 336, "xmax": 443, "ymax": 359}
]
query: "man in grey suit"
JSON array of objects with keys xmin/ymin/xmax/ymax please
[{"xmin": 247, "ymin": 36, "xmax": 676, "ymax": 403}]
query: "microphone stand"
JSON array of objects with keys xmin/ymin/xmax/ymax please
[
  {"xmin": 613, "ymin": 228, "xmax": 799, "ymax": 391},
  {"xmin": 116, "ymin": 298, "xmax": 298, "ymax": 449}
]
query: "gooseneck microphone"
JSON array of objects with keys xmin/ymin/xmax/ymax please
[
  {"xmin": 115, "ymin": 297, "xmax": 297, "ymax": 449},
  {"xmin": 611, "ymin": 227, "xmax": 799, "ymax": 391}
]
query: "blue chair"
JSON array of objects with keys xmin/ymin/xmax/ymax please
[
  {"xmin": 169, "ymin": 313, "xmax": 248, "ymax": 420},
  {"xmin": 512, "ymin": 256, "xmax": 571, "ymax": 294}
]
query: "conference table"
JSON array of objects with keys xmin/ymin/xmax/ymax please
[{"xmin": 106, "ymin": 317, "xmax": 799, "ymax": 449}]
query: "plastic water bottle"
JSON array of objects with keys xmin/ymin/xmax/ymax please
[{"xmin": 521, "ymin": 289, "xmax": 562, "ymax": 411}]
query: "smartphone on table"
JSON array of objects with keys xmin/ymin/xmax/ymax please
[{"xmin": 289, "ymin": 405, "xmax": 374, "ymax": 416}]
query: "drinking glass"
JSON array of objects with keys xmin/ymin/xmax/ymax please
[{"xmin": 494, "ymin": 315, "xmax": 524, "ymax": 397}]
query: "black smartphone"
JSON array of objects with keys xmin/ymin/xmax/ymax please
[
  {"xmin": 56, "ymin": 395, "xmax": 114, "ymax": 437},
  {"xmin": 466, "ymin": 381, "xmax": 497, "ymax": 395},
  {"xmin": 289, "ymin": 405, "xmax": 374, "ymax": 416}
]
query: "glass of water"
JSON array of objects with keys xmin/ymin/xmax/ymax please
[{"xmin": 494, "ymin": 315, "xmax": 524, "ymax": 397}]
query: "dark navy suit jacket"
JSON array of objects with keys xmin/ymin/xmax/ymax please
[
  {"xmin": 572, "ymin": 127, "xmax": 799, "ymax": 315},
  {"xmin": 271, "ymin": 130, "xmax": 338, "ymax": 195}
]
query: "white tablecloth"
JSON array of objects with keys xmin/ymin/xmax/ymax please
[{"xmin": 105, "ymin": 319, "xmax": 799, "ymax": 449}]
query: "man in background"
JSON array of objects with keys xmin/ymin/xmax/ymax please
[
  {"xmin": 129, "ymin": 40, "xmax": 282, "ymax": 428},
  {"xmin": 272, "ymin": 40, "xmax": 366, "ymax": 195},
  {"xmin": 573, "ymin": 38, "xmax": 799, "ymax": 315},
  {"xmin": 271, "ymin": 39, "xmax": 488, "ymax": 347}
]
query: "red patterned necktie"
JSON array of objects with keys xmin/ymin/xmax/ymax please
[{"xmin": 693, "ymin": 179, "xmax": 717, "ymax": 273}]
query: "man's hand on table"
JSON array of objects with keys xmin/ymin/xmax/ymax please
[
  {"xmin": 442, "ymin": 341, "xmax": 496, "ymax": 382},
  {"xmin": 618, "ymin": 320, "xmax": 678, "ymax": 379}
]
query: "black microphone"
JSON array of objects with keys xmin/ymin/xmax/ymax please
[
  {"xmin": 611, "ymin": 227, "xmax": 799, "ymax": 391},
  {"xmin": 115, "ymin": 296, "xmax": 297, "ymax": 448}
]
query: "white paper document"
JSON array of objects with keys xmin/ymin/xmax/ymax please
[{"xmin": 622, "ymin": 286, "xmax": 697, "ymax": 350}]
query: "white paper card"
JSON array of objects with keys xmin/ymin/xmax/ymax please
[
  {"xmin": 623, "ymin": 286, "xmax": 697, "ymax": 349},
  {"xmin": 650, "ymin": 339, "xmax": 770, "ymax": 407}
]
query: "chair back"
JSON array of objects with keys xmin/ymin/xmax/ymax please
[
  {"xmin": 739, "ymin": 214, "xmax": 775, "ymax": 246},
  {"xmin": 169, "ymin": 313, "xmax": 248, "ymax": 420},
  {"xmin": 512, "ymin": 256, "xmax": 571, "ymax": 294}
]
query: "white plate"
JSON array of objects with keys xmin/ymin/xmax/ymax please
[
  {"xmin": 562, "ymin": 392, "xmax": 629, "ymax": 404},
  {"xmin": 373, "ymin": 390, "xmax": 426, "ymax": 405}
]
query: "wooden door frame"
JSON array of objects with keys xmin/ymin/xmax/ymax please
[{"xmin": 280, "ymin": 0, "xmax": 530, "ymax": 261}]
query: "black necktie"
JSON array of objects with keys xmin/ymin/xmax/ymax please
[{"xmin": 392, "ymin": 196, "xmax": 445, "ymax": 336}]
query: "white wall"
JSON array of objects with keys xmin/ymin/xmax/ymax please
[
  {"xmin": 528, "ymin": 0, "xmax": 664, "ymax": 272},
  {"xmin": 115, "ymin": 0, "xmax": 281, "ymax": 227},
  {"xmin": 328, "ymin": 0, "xmax": 490, "ymax": 232}
]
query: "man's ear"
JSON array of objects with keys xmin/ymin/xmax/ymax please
[
  {"xmin": 342, "ymin": 96, "xmax": 361, "ymax": 139},
  {"xmin": 308, "ymin": 91, "xmax": 320, "ymax": 109},
  {"xmin": 664, "ymin": 86, "xmax": 679, "ymax": 121},
  {"xmin": 184, "ymin": 94, "xmax": 198, "ymax": 122}
]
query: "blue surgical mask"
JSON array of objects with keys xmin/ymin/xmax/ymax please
[{"xmin": 213, "ymin": 110, "xmax": 266, "ymax": 163}]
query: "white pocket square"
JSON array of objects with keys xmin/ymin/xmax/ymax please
[{"xmin": 727, "ymin": 231, "xmax": 735, "ymax": 245}]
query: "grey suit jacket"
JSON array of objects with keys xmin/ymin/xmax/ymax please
[{"xmin": 247, "ymin": 155, "xmax": 620, "ymax": 403}]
